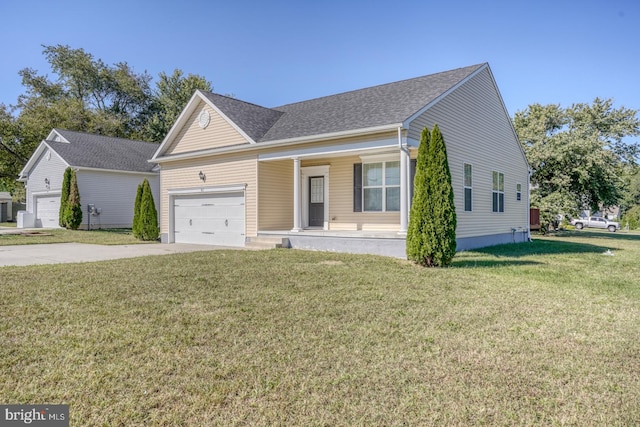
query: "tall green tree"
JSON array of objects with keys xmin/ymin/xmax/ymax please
[
  {"xmin": 132, "ymin": 181, "xmax": 144, "ymax": 238},
  {"xmin": 64, "ymin": 169, "xmax": 82, "ymax": 230},
  {"xmin": 620, "ymin": 164, "xmax": 640, "ymax": 214},
  {"xmin": 138, "ymin": 178, "xmax": 158, "ymax": 241},
  {"xmin": 407, "ymin": 125, "xmax": 457, "ymax": 267},
  {"xmin": 407, "ymin": 127, "xmax": 432, "ymax": 264},
  {"xmin": 0, "ymin": 45, "xmax": 212, "ymax": 197},
  {"xmin": 59, "ymin": 167, "xmax": 72, "ymax": 227},
  {"xmin": 514, "ymin": 99, "xmax": 639, "ymax": 224}
]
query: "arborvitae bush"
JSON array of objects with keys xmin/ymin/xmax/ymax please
[
  {"xmin": 59, "ymin": 167, "xmax": 72, "ymax": 227},
  {"xmin": 427, "ymin": 125, "xmax": 457, "ymax": 265},
  {"xmin": 64, "ymin": 169, "xmax": 83, "ymax": 230},
  {"xmin": 138, "ymin": 178, "xmax": 158, "ymax": 241},
  {"xmin": 407, "ymin": 125, "xmax": 457, "ymax": 267},
  {"xmin": 407, "ymin": 127, "xmax": 433, "ymax": 264},
  {"xmin": 132, "ymin": 182, "xmax": 144, "ymax": 238}
]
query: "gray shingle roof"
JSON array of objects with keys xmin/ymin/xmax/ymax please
[
  {"xmin": 48, "ymin": 129, "xmax": 158, "ymax": 173},
  {"xmin": 200, "ymin": 63, "xmax": 485, "ymax": 143},
  {"xmin": 200, "ymin": 92, "xmax": 284, "ymax": 142}
]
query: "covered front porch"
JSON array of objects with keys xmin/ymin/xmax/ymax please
[{"xmin": 256, "ymin": 128, "xmax": 416, "ymax": 243}]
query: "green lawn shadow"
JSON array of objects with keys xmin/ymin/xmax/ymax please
[{"xmin": 452, "ymin": 235, "xmax": 618, "ymax": 268}]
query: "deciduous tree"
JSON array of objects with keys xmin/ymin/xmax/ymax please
[
  {"xmin": 143, "ymin": 70, "xmax": 212, "ymax": 142},
  {"xmin": 0, "ymin": 45, "xmax": 212, "ymax": 197},
  {"xmin": 514, "ymin": 99, "xmax": 639, "ymax": 225}
]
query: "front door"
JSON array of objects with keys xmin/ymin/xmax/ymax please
[{"xmin": 309, "ymin": 176, "xmax": 324, "ymax": 227}]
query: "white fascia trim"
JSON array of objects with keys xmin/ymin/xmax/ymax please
[
  {"xmin": 168, "ymin": 184, "xmax": 247, "ymax": 195},
  {"xmin": 402, "ymin": 63, "xmax": 489, "ymax": 128},
  {"xmin": 152, "ymin": 123, "xmax": 403, "ymax": 164},
  {"xmin": 259, "ymin": 137, "xmax": 399, "ymax": 162},
  {"xmin": 18, "ymin": 142, "xmax": 70, "ymax": 179},
  {"xmin": 75, "ymin": 166, "xmax": 158, "ymax": 176},
  {"xmin": 152, "ymin": 90, "xmax": 255, "ymax": 160}
]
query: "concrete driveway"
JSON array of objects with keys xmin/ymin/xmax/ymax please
[{"xmin": 0, "ymin": 242, "xmax": 235, "ymax": 267}]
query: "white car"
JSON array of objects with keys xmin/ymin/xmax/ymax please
[{"xmin": 570, "ymin": 216, "xmax": 619, "ymax": 232}]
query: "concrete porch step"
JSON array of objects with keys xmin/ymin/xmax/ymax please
[{"xmin": 246, "ymin": 236, "xmax": 290, "ymax": 250}]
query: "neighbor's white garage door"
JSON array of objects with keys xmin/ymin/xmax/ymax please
[
  {"xmin": 173, "ymin": 192, "xmax": 245, "ymax": 246},
  {"xmin": 36, "ymin": 195, "xmax": 61, "ymax": 228}
]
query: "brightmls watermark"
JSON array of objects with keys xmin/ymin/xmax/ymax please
[{"xmin": 0, "ymin": 405, "xmax": 68, "ymax": 426}]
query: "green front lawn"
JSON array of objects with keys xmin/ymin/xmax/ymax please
[
  {"xmin": 1, "ymin": 231, "xmax": 639, "ymax": 425},
  {"xmin": 0, "ymin": 228, "xmax": 150, "ymax": 246}
]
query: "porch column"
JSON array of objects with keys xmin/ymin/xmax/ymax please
[
  {"xmin": 291, "ymin": 157, "xmax": 302, "ymax": 232},
  {"xmin": 399, "ymin": 140, "xmax": 409, "ymax": 235}
]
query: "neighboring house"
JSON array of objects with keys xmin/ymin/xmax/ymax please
[
  {"xmin": 151, "ymin": 63, "xmax": 530, "ymax": 257},
  {"xmin": 18, "ymin": 129, "xmax": 159, "ymax": 229},
  {"xmin": 0, "ymin": 192, "xmax": 12, "ymax": 222}
]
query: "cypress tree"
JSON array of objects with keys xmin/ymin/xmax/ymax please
[
  {"xmin": 406, "ymin": 125, "xmax": 457, "ymax": 267},
  {"xmin": 407, "ymin": 127, "xmax": 433, "ymax": 264},
  {"xmin": 59, "ymin": 167, "xmax": 72, "ymax": 227},
  {"xmin": 132, "ymin": 182, "xmax": 143, "ymax": 238},
  {"xmin": 426, "ymin": 124, "xmax": 456, "ymax": 266},
  {"xmin": 64, "ymin": 169, "xmax": 83, "ymax": 230},
  {"xmin": 139, "ymin": 178, "xmax": 159, "ymax": 241}
]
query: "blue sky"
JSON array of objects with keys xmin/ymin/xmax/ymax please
[{"xmin": 0, "ymin": 0, "xmax": 638, "ymax": 120}]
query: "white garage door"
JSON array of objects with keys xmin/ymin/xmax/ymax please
[
  {"xmin": 173, "ymin": 192, "xmax": 245, "ymax": 246},
  {"xmin": 36, "ymin": 195, "xmax": 61, "ymax": 228}
]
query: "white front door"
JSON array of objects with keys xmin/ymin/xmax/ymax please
[{"xmin": 173, "ymin": 192, "xmax": 245, "ymax": 246}]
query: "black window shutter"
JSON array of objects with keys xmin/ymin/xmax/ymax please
[
  {"xmin": 353, "ymin": 163, "xmax": 362, "ymax": 212},
  {"xmin": 409, "ymin": 159, "xmax": 417, "ymax": 206}
]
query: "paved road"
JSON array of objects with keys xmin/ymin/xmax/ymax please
[{"xmin": 0, "ymin": 242, "xmax": 235, "ymax": 267}]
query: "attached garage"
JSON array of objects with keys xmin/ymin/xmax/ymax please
[
  {"xmin": 172, "ymin": 191, "xmax": 245, "ymax": 246},
  {"xmin": 35, "ymin": 195, "xmax": 61, "ymax": 228}
]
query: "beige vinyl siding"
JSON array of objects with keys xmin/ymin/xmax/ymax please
[
  {"xmin": 258, "ymin": 160, "xmax": 293, "ymax": 230},
  {"xmin": 409, "ymin": 67, "xmax": 529, "ymax": 239},
  {"xmin": 306, "ymin": 156, "xmax": 400, "ymax": 231},
  {"xmin": 165, "ymin": 101, "xmax": 249, "ymax": 155},
  {"xmin": 159, "ymin": 153, "xmax": 258, "ymax": 237}
]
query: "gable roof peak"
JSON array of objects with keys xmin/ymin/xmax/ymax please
[{"xmin": 199, "ymin": 91, "xmax": 285, "ymax": 142}]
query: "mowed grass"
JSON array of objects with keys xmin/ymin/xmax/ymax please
[
  {"xmin": 0, "ymin": 228, "xmax": 149, "ymax": 246},
  {"xmin": 1, "ymin": 231, "xmax": 639, "ymax": 425}
]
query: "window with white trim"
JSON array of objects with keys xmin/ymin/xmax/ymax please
[
  {"xmin": 363, "ymin": 161, "xmax": 400, "ymax": 212},
  {"xmin": 464, "ymin": 163, "xmax": 472, "ymax": 211},
  {"xmin": 492, "ymin": 171, "xmax": 504, "ymax": 213},
  {"xmin": 516, "ymin": 183, "xmax": 522, "ymax": 201}
]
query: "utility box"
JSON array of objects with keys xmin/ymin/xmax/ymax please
[{"xmin": 17, "ymin": 211, "xmax": 35, "ymax": 228}]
